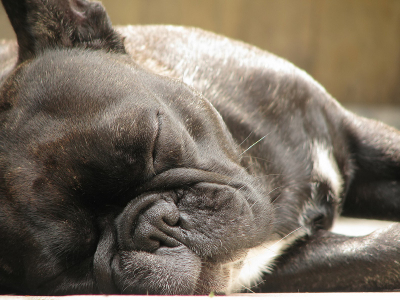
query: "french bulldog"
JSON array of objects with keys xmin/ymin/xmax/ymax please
[{"xmin": 0, "ymin": 0, "xmax": 399, "ymax": 295}]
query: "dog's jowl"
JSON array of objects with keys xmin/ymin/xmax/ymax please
[{"xmin": 1, "ymin": 0, "xmax": 400, "ymax": 295}]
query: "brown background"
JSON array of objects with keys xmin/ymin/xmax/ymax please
[{"xmin": 1, "ymin": 0, "xmax": 400, "ymax": 105}]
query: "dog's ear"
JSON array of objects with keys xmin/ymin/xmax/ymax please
[{"xmin": 1, "ymin": 0, "xmax": 126, "ymax": 63}]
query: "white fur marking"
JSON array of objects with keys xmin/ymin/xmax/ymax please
[
  {"xmin": 226, "ymin": 228, "xmax": 306, "ymax": 293},
  {"xmin": 312, "ymin": 142, "xmax": 343, "ymax": 197}
]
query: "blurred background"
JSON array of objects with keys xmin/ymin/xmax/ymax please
[{"xmin": 1, "ymin": 0, "xmax": 400, "ymax": 126}]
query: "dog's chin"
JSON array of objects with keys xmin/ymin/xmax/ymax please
[{"xmin": 112, "ymin": 245, "xmax": 232, "ymax": 295}]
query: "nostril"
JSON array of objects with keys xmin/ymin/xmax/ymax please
[
  {"xmin": 162, "ymin": 210, "xmax": 180, "ymax": 227},
  {"xmin": 122, "ymin": 197, "xmax": 181, "ymax": 252},
  {"xmin": 133, "ymin": 221, "xmax": 180, "ymax": 252}
]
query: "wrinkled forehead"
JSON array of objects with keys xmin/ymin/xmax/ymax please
[
  {"xmin": 18, "ymin": 50, "xmax": 212, "ymax": 112},
  {"xmin": 10, "ymin": 49, "xmax": 237, "ymax": 153},
  {"xmin": 16, "ymin": 50, "xmax": 158, "ymax": 113}
]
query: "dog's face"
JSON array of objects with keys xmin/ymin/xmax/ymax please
[{"xmin": 0, "ymin": 0, "xmax": 272, "ymax": 295}]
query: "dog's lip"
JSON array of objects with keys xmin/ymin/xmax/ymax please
[
  {"xmin": 111, "ymin": 244, "xmax": 202, "ymax": 294},
  {"xmin": 111, "ymin": 244, "xmax": 240, "ymax": 295}
]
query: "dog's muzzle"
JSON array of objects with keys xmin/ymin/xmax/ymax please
[{"xmin": 92, "ymin": 168, "xmax": 273, "ymax": 294}]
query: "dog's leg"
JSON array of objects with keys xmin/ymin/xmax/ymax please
[
  {"xmin": 339, "ymin": 109, "xmax": 400, "ymax": 221},
  {"xmin": 255, "ymin": 104, "xmax": 400, "ymax": 292},
  {"xmin": 256, "ymin": 225, "xmax": 400, "ymax": 292}
]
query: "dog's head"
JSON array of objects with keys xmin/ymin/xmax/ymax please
[{"xmin": 0, "ymin": 0, "xmax": 273, "ymax": 294}]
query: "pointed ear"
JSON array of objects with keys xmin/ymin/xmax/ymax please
[{"xmin": 1, "ymin": 0, "xmax": 126, "ymax": 63}]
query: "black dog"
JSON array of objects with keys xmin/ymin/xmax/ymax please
[{"xmin": 1, "ymin": 0, "xmax": 400, "ymax": 295}]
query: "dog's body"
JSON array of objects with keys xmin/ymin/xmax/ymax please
[{"xmin": 1, "ymin": 0, "xmax": 400, "ymax": 295}]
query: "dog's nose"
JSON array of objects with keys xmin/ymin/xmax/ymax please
[
  {"xmin": 131, "ymin": 199, "xmax": 181, "ymax": 252},
  {"xmin": 116, "ymin": 195, "xmax": 182, "ymax": 252},
  {"xmin": 116, "ymin": 194, "xmax": 182, "ymax": 252}
]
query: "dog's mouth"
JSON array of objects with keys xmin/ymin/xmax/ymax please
[{"xmin": 90, "ymin": 167, "xmax": 273, "ymax": 295}]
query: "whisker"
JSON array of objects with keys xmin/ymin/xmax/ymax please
[
  {"xmin": 243, "ymin": 225, "xmax": 305, "ymax": 265},
  {"xmin": 242, "ymin": 155, "xmax": 272, "ymax": 164},
  {"xmin": 240, "ymin": 134, "xmax": 270, "ymax": 157},
  {"xmin": 266, "ymin": 225, "xmax": 304, "ymax": 251},
  {"xmin": 238, "ymin": 131, "xmax": 254, "ymax": 147},
  {"xmin": 248, "ymin": 194, "xmax": 260, "ymax": 210},
  {"xmin": 252, "ymin": 173, "xmax": 283, "ymax": 180},
  {"xmin": 241, "ymin": 284, "xmax": 256, "ymax": 293},
  {"xmin": 266, "ymin": 186, "xmax": 283, "ymax": 196},
  {"xmin": 243, "ymin": 163, "xmax": 255, "ymax": 172},
  {"xmin": 271, "ymin": 192, "xmax": 282, "ymax": 203},
  {"xmin": 232, "ymin": 184, "xmax": 247, "ymax": 197}
]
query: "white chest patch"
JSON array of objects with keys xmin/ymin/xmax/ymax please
[
  {"xmin": 226, "ymin": 227, "xmax": 307, "ymax": 293},
  {"xmin": 311, "ymin": 142, "xmax": 343, "ymax": 197},
  {"xmin": 225, "ymin": 142, "xmax": 343, "ymax": 293}
]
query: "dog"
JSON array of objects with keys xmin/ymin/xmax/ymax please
[{"xmin": 1, "ymin": 0, "xmax": 400, "ymax": 295}]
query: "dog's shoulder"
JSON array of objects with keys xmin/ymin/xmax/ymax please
[
  {"xmin": 118, "ymin": 24, "xmax": 293, "ymax": 80},
  {"xmin": 117, "ymin": 25, "xmax": 332, "ymax": 111}
]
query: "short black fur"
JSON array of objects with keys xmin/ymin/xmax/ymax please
[{"xmin": 1, "ymin": 0, "xmax": 400, "ymax": 295}]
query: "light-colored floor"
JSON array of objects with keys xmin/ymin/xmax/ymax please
[
  {"xmin": 332, "ymin": 217, "xmax": 394, "ymax": 236},
  {"xmin": 1, "ymin": 293, "xmax": 400, "ymax": 299}
]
